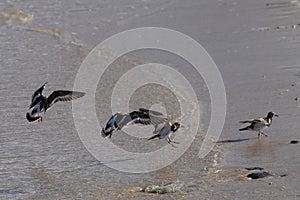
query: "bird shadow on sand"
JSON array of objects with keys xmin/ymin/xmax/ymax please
[{"xmin": 216, "ymin": 137, "xmax": 256, "ymax": 144}]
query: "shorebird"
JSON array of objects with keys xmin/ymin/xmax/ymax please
[
  {"xmin": 26, "ymin": 82, "xmax": 85, "ymax": 122},
  {"xmin": 101, "ymin": 108, "xmax": 168, "ymax": 138},
  {"xmin": 239, "ymin": 111, "xmax": 278, "ymax": 138},
  {"xmin": 148, "ymin": 122, "xmax": 181, "ymax": 147}
]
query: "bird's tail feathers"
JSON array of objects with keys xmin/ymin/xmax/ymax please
[
  {"xmin": 239, "ymin": 127, "xmax": 249, "ymax": 131},
  {"xmin": 239, "ymin": 120, "xmax": 252, "ymax": 124},
  {"xmin": 148, "ymin": 134, "xmax": 159, "ymax": 140}
]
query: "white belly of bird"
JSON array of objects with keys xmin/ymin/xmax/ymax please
[{"xmin": 252, "ymin": 123, "xmax": 267, "ymax": 132}]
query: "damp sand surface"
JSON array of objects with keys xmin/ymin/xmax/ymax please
[{"xmin": 1, "ymin": 0, "xmax": 300, "ymax": 199}]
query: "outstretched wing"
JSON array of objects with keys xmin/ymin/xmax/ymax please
[
  {"xmin": 129, "ymin": 109, "xmax": 168, "ymax": 126},
  {"xmin": 138, "ymin": 108, "xmax": 164, "ymax": 116},
  {"xmin": 44, "ymin": 90, "xmax": 85, "ymax": 111},
  {"xmin": 153, "ymin": 123, "xmax": 166, "ymax": 134},
  {"xmin": 30, "ymin": 82, "xmax": 47, "ymax": 108}
]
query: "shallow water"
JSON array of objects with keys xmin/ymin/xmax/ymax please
[{"xmin": 1, "ymin": 0, "xmax": 300, "ymax": 199}]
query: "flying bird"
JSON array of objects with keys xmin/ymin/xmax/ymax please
[
  {"xmin": 101, "ymin": 108, "xmax": 168, "ymax": 138},
  {"xmin": 239, "ymin": 111, "xmax": 278, "ymax": 138},
  {"xmin": 148, "ymin": 122, "xmax": 181, "ymax": 147},
  {"xmin": 26, "ymin": 82, "xmax": 85, "ymax": 122}
]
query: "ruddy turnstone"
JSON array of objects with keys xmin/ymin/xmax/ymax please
[
  {"xmin": 148, "ymin": 122, "xmax": 181, "ymax": 147},
  {"xmin": 101, "ymin": 108, "xmax": 168, "ymax": 138},
  {"xmin": 26, "ymin": 82, "xmax": 85, "ymax": 122},
  {"xmin": 239, "ymin": 111, "xmax": 278, "ymax": 138}
]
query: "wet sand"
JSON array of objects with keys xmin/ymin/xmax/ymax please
[{"xmin": 1, "ymin": 0, "xmax": 300, "ymax": 199}]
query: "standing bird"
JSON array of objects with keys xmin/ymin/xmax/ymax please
[
  {"xmin": 26, "ymin": 82, "xmax": 85, "ymax": 122},
  {"xmin": 239, "ymin": 112, "xmax": 278, "ymax": 138},
  {"xmin": 101, "ymin": 108, "xmax": 168, "ymax": 138},
  {"xmin": 148, "ymin": 122, "xmax": 181, "ymax": 147}
]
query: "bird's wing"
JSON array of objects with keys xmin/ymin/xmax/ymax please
[
  {"xmin": 138, "ymin": 108, "xmax": 164, "ymax": 116},
  {"xmin": 252, "ymin": 118, "xmax": 269, "ymax": 125},
  {"xmin": 153, "ymin": 123, "xmax": 166, "ymax": 134},
  {"xmin": 239, "ymin": 119, "xmax": 255, "ymax": 123},
  {"xmin": 129, "ymin": 110, "xmax": 168, "ymax": 126},
  {"xmin": 104, "ymin": 114, "xmax": 118, "ymax": 130},
  {"xmin": 148, "ymin": 126, "xmax": 169, "ymax": 140},
  {"xmin": 240, "ymin": 117, "xmax": 268, "ymax": 125},
  {"xmin": 44, "ymin": 90, "xmax": 85, "ymax": 111},
  {"xmin": 104, "ymin": 113, "xmax": 124, "ymax": 130},
  {"xmin": 157, "ymin": 126, "xmax": 170, "ymax": 138},
  {"xmin": 148, "ymin": 114, "xmax": 168, "ymax": 125},
  {"xmin": 114, "ymin": 113, "xmax": 131, "ymax": 128},
  {"xmin": 30, "ymin": 82, "xmax": 47, "ymax": 108},
  {"xmin": 140, "ymin": 108, "xmax": 169, "ymax": 125}
]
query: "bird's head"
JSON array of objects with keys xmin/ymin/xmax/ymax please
[
  {"xmin": 171, "ymin": 122, "xmax": 181, "ymax": 132},
  {"xmin": 267, "ymin": 112, "xmax": 279, "ymax": 118}
]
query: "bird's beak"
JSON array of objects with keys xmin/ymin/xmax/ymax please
[{"xmin": 274, "ymin": 114, "xmax": 279, "ymax": 117}]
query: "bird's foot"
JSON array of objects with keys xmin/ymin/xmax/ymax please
[
  {"xmin": 262, "ymin": 132, "xmax": 268, "ymax": 137},
  {"xmin": 167, "ymin": 138, "xmax": 179, "ymax": 147},
  {"xmin": 168, "ymin": 141, "xmax": 178, "ymax": 148}
]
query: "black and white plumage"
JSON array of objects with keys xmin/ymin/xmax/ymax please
[
  {"xmin": 101, "ymin": 108, "xmax": 168, "ymax": 138},
  {"xmin": 26, "ymin": 82, "xmax": 85, "ymax": 122},
  {"xmin": 239, "ymin": 112, "xmax": 278, "ymax": 138},
  {"xmin": 148, "ymin": 122, "xmax": 181, "ymax": 147}
]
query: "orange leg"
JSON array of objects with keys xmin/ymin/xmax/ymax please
[
  {"xmin": 258, "ymin": 132, "xmax": 261, "ymax": 139},
  {"xmin": 167, "ymin": 138, "xmax": 179, "ymax": 148},
  {"xmin": 262, "ymin": 132, "xmax": 268, "ymax": 137}
]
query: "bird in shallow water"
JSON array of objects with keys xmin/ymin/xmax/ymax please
[
  {"xmin": 239, "ymin": 111, "xmax": 278, "ymax": 138},
  {"xmin": 101, "ymin": 108, "xmax": 168, "ymax": 138},
  {"xmin": 148, "ymin": 121, "xmax": 181, "ymax": 147},
  {"xmin": 26, "ymin": 82, "xmax": 85, "ymax": 122}
]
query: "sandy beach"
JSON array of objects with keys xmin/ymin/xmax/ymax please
[{"xmin": 1, "ymin": 0, "xmax": 299, "ymax": 199}]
